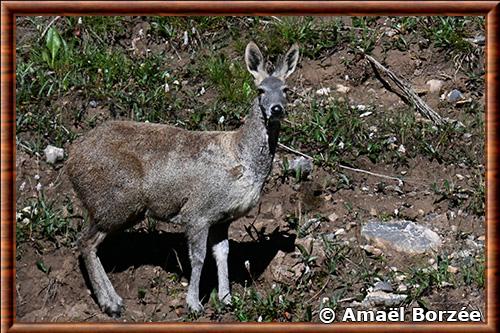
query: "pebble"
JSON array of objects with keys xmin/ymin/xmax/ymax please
[
  {"xmin": 360, "ymin": 244, "xmax": 383, "ymax": 256},
  {"xmin": 316, "ymin": 87, "xmax": 331, "ymax": 96},
  {"xmin": 373, "ymin": 281, "xmax": 393, "ymax": 292},
  {"xmin": 360, "ymin": 290, "xmax": 407, "ymax": 307},
  {"xmin": 336, "ymin": 84, "xmax": 350, "ymax": 94},
  {"xmin": 44, "ymin": 145, "xmax": 65, "ymax": 164},
  {"xmin": 447, "ymin": 266, "xmax": 459, "ymax": 274},
  {"xmin": 334, "ymin": 228, "xmax": 346, "ymax": 236},
  {"xmin": 288, "ymin": 156, "xmax": 314, "ymax": 178},
  {"xmin": 426, "ymin": 79, "xmax": 444, "ymax": 93},
  {"xmin": 447, "ymin": 89, "xmax": 464, "ymax": 102},
  {"xmin": 327, "ymin": 212, "xmax": 339, "ymax": 223},
  {"xmin": 395, "ymin": 274, "xmax": 406, "ymax": 282}
]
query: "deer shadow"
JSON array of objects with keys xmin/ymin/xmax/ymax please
[{"xmin": 81, "ymin": 226, "xmax": 296, "ymax": 304}]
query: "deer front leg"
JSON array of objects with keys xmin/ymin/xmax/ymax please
[
  {"xmin": 209, "ymin": 223, "xmax": 231, "ymax": 305},
  {"xmin": 78, "ymin": 225, "xmax": 123, "ymax": 317},
  {"xmin": 186, "ymin": 223, "xmax": 209, "ymax": 312}
]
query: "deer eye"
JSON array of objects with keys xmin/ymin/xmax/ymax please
[{"xmin": 257, "ymin": 88, "xmax": 266, "ymax": 95}]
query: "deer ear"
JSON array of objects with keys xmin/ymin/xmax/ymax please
[
  {"xmin": 273, "ymin": 43, "xmax": 300, "ymax": 80},
  {"xmin": 245, "ymin": 42, "xmax": 268, "ymax": 85}
]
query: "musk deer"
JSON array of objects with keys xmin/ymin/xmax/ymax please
[{"xmin": 66, "ymin": 42, "xmax": 300, "ymax": 317}]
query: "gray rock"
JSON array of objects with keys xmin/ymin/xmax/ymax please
[
  {"xmin": 361, "ymin": 219, "xmax": 441, "ymax": 254},
  {"xmin": 373, "ymin": 281, "xmax": 393, "ymax": 292},
  {"xmin": 474, "ymin": 35, "xmax": 485, "ymax": 45},
  {"xmin": 288, "ymin": 156, "xmax": 313, "ymax": 178},
  {"xmin": 361, "ymin": 290, "xmax": 407, "ymax": 307},
  {"xmin": 447, "ymin": 89, "xmax": 464, "ymax": 102},
  {"xmin": 44, "ymin": 145, "xmax": 64, "ymax": 164}
]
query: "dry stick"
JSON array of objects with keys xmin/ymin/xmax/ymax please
[
  {"xmin": 278, "ymin": 143, "xmax": 403, "ymax": 185},
  {"xmin": 38, "ymin": 16, "xmax": 61, "ymax": 42},
  {"xmin": 339, "ymin": 164, "xmax": 403, "ymax": 186},
  {"xmin": 365, "ymin": 54, "xmax": 451, "ymax": 127}
]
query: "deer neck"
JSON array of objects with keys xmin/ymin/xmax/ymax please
[{"xmin": 235, "ymin": 98, "xmax": 280, "ymax": 180}]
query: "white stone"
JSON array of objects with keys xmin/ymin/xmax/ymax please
[
  {"xmin": 328, "ymin": 212, "xmax": 339, "ymax": 223},
  {"xmin": 316, "ymin": 87, "xmax": 331, "ymax": 96},
  {"xmin": 336, "ymin": 84, "xmax": 350, "ymax": 94},
  {"xmin": 426, "ymin": 79, "xmax": 445, "ymax": 93},
  {"xmin": 44, "ymin": 145, "xmax": 64, "ymax": 164}
]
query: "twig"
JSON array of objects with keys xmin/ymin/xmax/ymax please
[
  {"xmin": 169, "ymin": 42, "xmax": 182, "ymax": 61},
  {"xmin": 306, "ymin": 276, "xmax": 331, "ymax": 305},
  {"xmin": 339, "ymin": 164, "xmax": 403, "ymax": 186},
  {"xmin": 278, "ymin": 143, "xmax": 403, "ymax": 185},
  {"xmin": 365, "ymin": 54, "xmax": 447, "ymax": 126},
  {"xmin": 38, "ymin": 16, "xmax": 61, "ymax": 43},
  {"xmin": 338, "ymin": 297, "xmax": 356, "ymax": 303},
  {"xmin": 278, "ymin": 142, "xmax": 313, "ymax": 159}
]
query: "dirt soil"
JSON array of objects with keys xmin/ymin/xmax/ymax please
[{"xmin": 15, "ymin": 16, "xmax": 485, "ymax": 323}]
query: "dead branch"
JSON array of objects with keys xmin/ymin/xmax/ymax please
[
  {"xmin": 338, "ymin": 164, "xmax": 403, "ymax": 187},
  {"xmin": 38, "ymin": 16, "xmax": 61, "ymax": 43},
  {"xmin": 365, "ymin": 54, "xmax": 454, "ymax": 127},
  {"xmin": 278, "ymin": 143, "xmax": 403, "ymax": 185}
]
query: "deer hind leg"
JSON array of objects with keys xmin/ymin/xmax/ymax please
[
  {"xmin": 209, "ymin": 223, "xmax": 231, "ymax": 305},
  {"xmin": 78, "ymin": 224, "xmax": 123, "ymax": 317}
]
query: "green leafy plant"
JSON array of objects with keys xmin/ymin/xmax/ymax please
[{"xmin": 41, "ymin": 27, "xmax": 68, "ymax": 69}]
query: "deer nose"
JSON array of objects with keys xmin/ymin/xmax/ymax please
[{"xmin": 271, "ymin": 105, "xmax": 283, "ymax": 116}]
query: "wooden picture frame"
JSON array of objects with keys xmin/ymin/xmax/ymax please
[{"xmin": 1, "ymin": 1, "xmax": 498, "ymax": 332}]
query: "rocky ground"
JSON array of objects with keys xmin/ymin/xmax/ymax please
[{"xmin": 15, "ymin": 16, "xmax": 485, "ymax": 322}]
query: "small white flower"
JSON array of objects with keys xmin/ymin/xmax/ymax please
[
  {"xmin": 218, "ymin": 116, "xmax": 225, "ymax": 124},
  {"xmin": 36, "ymin": 182, "xmax": 42, "ymax": 192},
  {"xmin": 244, "ymin": 260, "xmax": 250, "ymax": 272}
]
